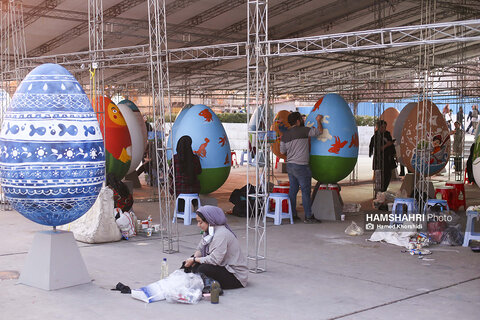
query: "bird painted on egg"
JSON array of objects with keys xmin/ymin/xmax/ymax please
[{"xmin": 96, "ymin": 96, "xmax": 132, "ymax": 180}]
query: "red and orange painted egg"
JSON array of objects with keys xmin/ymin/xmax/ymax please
[{"xmin": 96, "ymin": 96, "xmax": 132, "ymax": 180}]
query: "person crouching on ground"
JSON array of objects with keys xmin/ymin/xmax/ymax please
[
  {"xmin": 279, "ymin": 112, "xmax": 323, "ymax": 223},
  {"xmin": 106, "ymin": 173, "xmax": 134, "ymax": 212},
  {"xmin": 183, "ymin": 205, "xmax": 247, "ymax": 290}
]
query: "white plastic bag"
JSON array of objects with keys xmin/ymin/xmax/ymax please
[
  {"xmin": 131, "ymin": 270, "xmax": 204, "ymax": 304},
  {"xmin": 131, "ymin": 280, "xmax": 165, "ymax": 303},
  {"xmin": 163, "ymin": 270, "xmax": 204, "ymax": 304},
  {"xmin": 344, "ymin": 221, "xmax": 364, "ymax": 236},
  {"xmin": 115, "ymin": 208, "xmax": 136, "ymax": 239}
]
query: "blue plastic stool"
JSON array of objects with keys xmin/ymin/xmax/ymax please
[
  {"xmin": 240, "ymin": 150, "xmax": 249, "ymax": 166},
  {"xmin": 424, "ymin": 199, "xmax": 450, "ymax": 213},
  {"xmin": 463, "ymin": 210, "xmax": 480, "ymax": 247},
  {"xmin": 265, "ymin": 193, "xmax": 293, "ymax": 225},
  {"xmin": 390, "ymin": 198, "xmax": 417, "ymax": 225},
  {"xmin": 173, "ymin": 193, "xmax": 201, "ymax": 225}
]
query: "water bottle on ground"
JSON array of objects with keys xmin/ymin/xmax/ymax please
[{"xmin": 161, "ymin": 258, "xmax": 168, "ymax": 279}]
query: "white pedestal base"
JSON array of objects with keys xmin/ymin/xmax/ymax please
[
  {"xmin": 312, "ymin": 190, "xmax": 343, "ymax": 221},
  {"xmin": 18, "ymin": 230, "xmax": 91, "ymax": 290}
]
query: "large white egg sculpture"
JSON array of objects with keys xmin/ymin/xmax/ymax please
[
  {"xmin": 117, "ymin": 99, "xmax": 147, "ymax": 174},
  {"xmin": 0, "ymin": 63, "xmax": 105, "ymax": 226}
]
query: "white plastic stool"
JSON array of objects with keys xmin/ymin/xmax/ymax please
[
  {"xmin": 463, "ymin": 210, "xmax": 480, "ymax": 247},
  {"xmin": 265, "ymin": 193, "xmax": 293, "ymax": 225},
  {"xmin": 240, "ymin": 150, "xmax": 255, "ymax": 166},
  {"xmin": 173, "ymin": 193, "xmax": 201, "ymax": 225}
]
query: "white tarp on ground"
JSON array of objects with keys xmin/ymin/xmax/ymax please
[{"xmin": 368, "ymin": 221, "xmax": 417, "ymax": 248}]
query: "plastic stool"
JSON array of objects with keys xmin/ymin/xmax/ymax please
[
  {"xmin": 445, "ymin": 181, "xmax": 466, "ymax": 210},
  {"xmin": 424, "ymin": 199, "xmax": 449, "ymax": 213},
  {"xmin": 265, "ymin": 193, "xmax": 293, "ymax": 225},
  {"xmin": 391, "ymin": 198, "xmax": 417, "ymax": 225},
  {"xmin": 231, "ymin": 151, "xmax": 238, "ymax": 167},
  {"xmin": 240, "ymin": 150, "xmax": 250, "ymax": 166},
  {"xmin": 271, "ymin": 185, "xmax": 290, "ymax": 212},
  {"xmin": 463, "ymin": 210, "xmax": 480, "ymax": 247},
  {"xmin": 434, "ymin": 186, "xmax": 456, "ymax": 211},
  {"xmin": 173, "ymin": 193, "xmax": 201, "ymax": 225}
]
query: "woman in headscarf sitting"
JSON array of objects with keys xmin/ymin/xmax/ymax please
[{"xmin": 184, "ymin": 205, "xmax": 248, "ymax": 289}]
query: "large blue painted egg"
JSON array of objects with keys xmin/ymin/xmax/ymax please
[
  {"xmin": 170, "ymin": 104, "xmax": 231, "ymax": 194},
  {"xmin": 306, "ymin": 93, "xmax": 358, "ymax": 183},
  {"xmin": 0, "ymin": 63, "xmax": 105, "ymax": 226}
]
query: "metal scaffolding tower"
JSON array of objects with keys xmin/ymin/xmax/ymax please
[
  {"xmin": 10, "ymin": 0, "xmax": 480, "ymax": 259},
  {"xmin": 88, "ymin": 0, "xmax": 105, "ymax": 140},
  {"xmin": 147, "ymin": 0, "xmax": 178, "ymax": 254},
  {"xmin": 414, "ymin": 0, "xmax": 438, "ymax": 229},
  {"xmin": 0, "ymin": 0, "xmax": 27, "ymax": 211},
  {"xmin": 246, "ymin": 0, "xmax": 269, "ymax": 273}
]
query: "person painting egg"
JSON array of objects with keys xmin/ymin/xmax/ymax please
[{"xmin": 170, "ymin": 135, "xmax": 202, "ymax": 212}]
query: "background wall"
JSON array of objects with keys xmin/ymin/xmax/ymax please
[{"xmin": 223, "ymin": 123, "xmax": 374, "ymax": 156}]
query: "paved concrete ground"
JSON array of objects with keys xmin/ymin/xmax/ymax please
[{"xmin": 1, "ymin": 155, "xmax": 479, "ymax": 320}]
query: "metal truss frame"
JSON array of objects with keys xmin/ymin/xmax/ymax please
[
  {"xmin": 88, "ymin": 0, "xmax": 105, "ymax": 140},
  {"xmin": 246, "ymin": 0, "xmax": 269, "ymax": 274},
  {"xmin": 147, "ymin": 0, "xmax": 178, "ymax": 254},
  {"xmin": 268, "ymin": 19, "xmax": 480, "ymax": 57},
  {"xmin": 21, "ymin": 19, "xmax": 480, "ymax": 95},
  {"xmin": 0, "ymin": 1, "xmax": 27, "ymax": 211}
]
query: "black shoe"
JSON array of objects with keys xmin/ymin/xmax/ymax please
[
  {"xmin": 292, "ymin": 216, "xmax": 301, "ymax": 222},
  {"xmin": 111, "ymin": 282, "xmax": 131, "ymax": 294},
  {"xmin": 304, "ymin": 217, "xmax": 321, "ymax": 224}
]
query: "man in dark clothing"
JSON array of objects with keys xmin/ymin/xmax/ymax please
[
  {"xmin": 369, "ymin": 120, "xmax": 396, "ymax": 192},
  {"xmin": 280, "ymin": 112, "xmax": 323, "ymax": 223},
  {"xmin": 466, "ymin": 143, "xmax": 476, "ymax": 184},
  {"xmin": 457, "ymin": 106, "xmax": 464, "ymax": 130}
]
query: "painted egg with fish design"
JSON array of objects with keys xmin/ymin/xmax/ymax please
[
  {"xmin": 170, "ymin": 104, "xmax": 231, "ymax": 194},
  {"xmin": 306, "ymin": 93, "xmax": 358, "ymax": 183},
  {"xmin": 96, "ymin": 97, "xmax": 132, "ymax": 180},
  {"xmin": 0, "ymin": 63, "xmax": 105, "ymax": 226}
]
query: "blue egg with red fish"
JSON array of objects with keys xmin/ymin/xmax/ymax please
[
  {"xmin": 305, "ymin": 93, "xmax": 358, "ymax": 183},
  {"xmin": 169, "ymin": 104, "xmax": 230, "ymax": 194},
  {"xmin": 0, "ymin": 63, "xmax": 105, "ymax": 226}
]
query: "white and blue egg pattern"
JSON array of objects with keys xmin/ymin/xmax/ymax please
[{"xmin": 0, "ymin": 63, "xmax": 105, "ymax": 226}]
